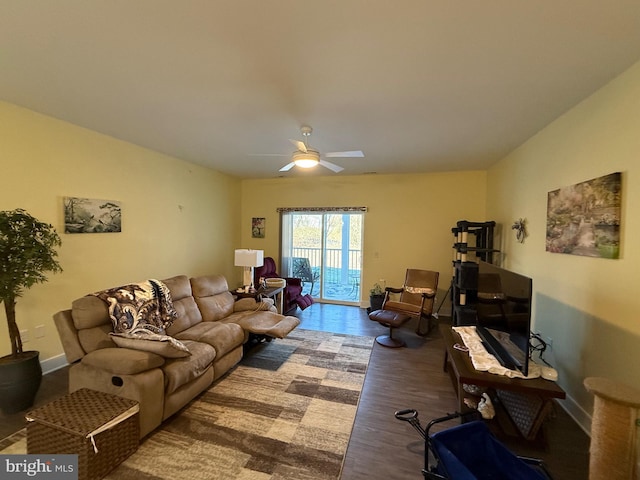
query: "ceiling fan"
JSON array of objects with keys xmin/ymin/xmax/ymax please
[{"xmin": 276, "ymin": 126, "xmax": 364, "ymax": 173}]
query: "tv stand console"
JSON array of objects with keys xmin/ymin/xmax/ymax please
[{"xmin": 440, "ymin": 324, "xmax": 565, "ymax": 440}]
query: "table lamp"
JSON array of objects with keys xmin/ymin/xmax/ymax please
[{"xmin": 234, "ymin": 249, "xmax": 264, "ymax": 290}]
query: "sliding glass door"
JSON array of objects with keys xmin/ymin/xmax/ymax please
[{"xmin": 281, "ymin": 210, "xmax": 363, "ymax": 304}]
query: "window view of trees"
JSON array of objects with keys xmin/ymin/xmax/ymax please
[{"xmin": 288, "ymin": 212, "xmax": 363, "ymax": 302}]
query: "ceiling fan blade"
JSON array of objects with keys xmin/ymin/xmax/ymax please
[
  {"xmin": 289, "ymin": 139, "xmax": 307, "ymax": 153},
  {"xmin": 324, "ymin": 150, "xmax": 364, "ymax": 158},
  {"xmin": 279, "ymin": 162, "xmax": 296, "ymax": 172},
  {"xmin": 319, "ymin": 160, "xmax": 344, "ymax": 173}
]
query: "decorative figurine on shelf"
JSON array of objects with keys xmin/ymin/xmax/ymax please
[{"xmin": 512, "ymin": 218, "xmax": 528, "ymax": 243}]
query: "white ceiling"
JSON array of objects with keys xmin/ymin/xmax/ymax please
[{"xmin": 2, "ymin": 1, "xmax": 639, "ymax": 179}]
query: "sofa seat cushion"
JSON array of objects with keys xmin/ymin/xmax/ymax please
[
  {"xmin": 221, "ymin": 311, "xmax": 301, "ymax": 339},
  {"xmin": 174, "ymin": 322, "xmax": 244, "ymax": 358},
  {"xmin": 81, "ymin": 347, "xmax": 165, "ymax": 375},
  {"xmin": 162, "ymin": 340, "xmax": 216, "ymax": 395}
]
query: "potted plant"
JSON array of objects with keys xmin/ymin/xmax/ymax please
[
  {"xmin": 368, "ymin": 282, "xmax": 386, "ymax": 313},
  {"xmin": 0, "ymin": 209, "xmax": 62, "ymax": 413}
]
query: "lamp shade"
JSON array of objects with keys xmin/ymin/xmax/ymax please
[{"xmin": 234, "ymin": 249, "xmax": 264, "ymax": 267}]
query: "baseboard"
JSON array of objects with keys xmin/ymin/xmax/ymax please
[
  {"xmin": 556, "ymin": 392, "xmax": 592, "ymax": 437},
  {"xmin": 40, "ymin": 354, "xmax": 68, "ymax": 375}
]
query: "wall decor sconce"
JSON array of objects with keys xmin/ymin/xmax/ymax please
[{"xmin": 512, "ymin": 218, "xmax": 528, "ymax": 243}]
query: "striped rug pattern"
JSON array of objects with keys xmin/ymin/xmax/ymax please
[
  {"xmin": 108, "ymin": 329, "xmax": 374, "ymax": 479},
  {"xmin": 1, "ymin": 329, "xmax": 374, "ymax": 479}
]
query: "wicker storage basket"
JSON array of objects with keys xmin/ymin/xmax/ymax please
[
  {"xmin": 496, "ymin": 389, "xmax": 551, "ymax": 441},
  {"xmin": 26, "ymin": 388, "xmax": 139, "ymax": 480}
]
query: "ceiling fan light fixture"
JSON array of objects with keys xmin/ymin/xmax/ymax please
[
  {"xmin": 294, "ymin": 158, "xmax": 319, "ymax": 168},
  {"xmin": 275, "ymin": 127, "xmax": 362, "ymax": 173},
  {"xmin": 292, "ymin": 149, "xmax": 320, "ymax": 168}
]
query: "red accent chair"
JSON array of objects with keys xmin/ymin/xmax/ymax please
[{"xmin": 254, "ymin": 257, "xmax": 313, "ymax": 314}]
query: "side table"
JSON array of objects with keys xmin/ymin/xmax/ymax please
[
  {"xmin": 232, "ymin": 286, "xmax": 285, "ymax": 314},
  {"xmin": 440, "ymin": 324, "xmax": 565, "ymax": 441}
]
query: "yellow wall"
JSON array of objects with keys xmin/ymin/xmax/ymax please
[
  {"xmin": 486, "ymin": 60, "xmax": 640, "ymax": 426},
  {"xmin": 0, "ymin": 101, "xmax": 241, "ymax": 362},
  {"xmin": 240, "ymin": 172, "xmax": 487, "ymax": 305}
]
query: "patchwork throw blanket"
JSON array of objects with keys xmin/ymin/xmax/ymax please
[{"xmin": 94, "ymin": 279, "xmax": 179, "ymax": 338}]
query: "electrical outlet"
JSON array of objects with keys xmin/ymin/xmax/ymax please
[
  {"xmin": 35, "ymin": 324, "xmax": 46, "ymax": 338},
  {"xmin": 20, "ymin": 329, "xmax": 29, "ymax": 343}
]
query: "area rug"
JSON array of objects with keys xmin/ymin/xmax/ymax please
[{"xmin": 1, "ymin": 329, "xmax": 374, "ymax": 480}]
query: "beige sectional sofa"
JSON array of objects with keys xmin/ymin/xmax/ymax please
[{"xmin": 53, "ymin": 274, "xmax": 300, "ymax": 438}]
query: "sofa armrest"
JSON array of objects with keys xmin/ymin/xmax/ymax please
[
  {"xmin": 81, "ymin": 348, "xmax": 165, "ymax": 375},
  {"xmin": 53, "ymin": 309, "xmax": 86, "ymax": 364}
]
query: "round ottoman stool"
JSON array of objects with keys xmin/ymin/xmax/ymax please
[{"xmin": 368, "ymin": 309, "xmax": 412, "ymax": 347}]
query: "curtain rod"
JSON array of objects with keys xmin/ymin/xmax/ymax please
[{"xmin": 276, "ymin": 206, "xmax": 367, "ymax": 213}]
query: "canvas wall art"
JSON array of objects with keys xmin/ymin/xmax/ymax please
[
  {"xmin": 252, "ymin": 217, "xmax": 265, "ymax": 238},
  {"xmin": 546, "ymin": 172, "xmax": 621, "ymax": 258},
  {"xmin": 64, "ymin": 197, "xmax": 122, "ymax": 233}
]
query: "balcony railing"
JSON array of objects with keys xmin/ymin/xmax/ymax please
[{"xmin": 290, "ymin": 247, "xmax": 361, "ymax": 300}]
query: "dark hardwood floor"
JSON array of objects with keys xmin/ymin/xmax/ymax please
[
  {"xmin": 1, "ymin": 303, "xmax": 590, "ymax": 479},
  {"xmin": 297, "ymin": 304, "xmax": 590, "ymax": 480}
]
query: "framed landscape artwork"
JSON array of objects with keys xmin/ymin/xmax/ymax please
[
  {"xmin": 64, "ymin": 197, "xmax": 122, "ymax": 233},
  {"xmin": 546, "ymin": 172, "xmax": 621, "ymax": 258}
]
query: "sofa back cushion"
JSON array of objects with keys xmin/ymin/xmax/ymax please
[
  {"xmin": 163, "ymin": 275, "xmax": 203, "ymax": 336},
  {"xmin": 190, "ymin": 275, "xmax": 235, "ymax": 322},
  {"xmin": 68, "ymin": 275, "xmax": 199, "ymax": 355},
  {"xmin": 71, "ymin": 296, "xmax": 114, "ymax": 353},
  {"xmin": 72, "ymin": 295, "xmax": 110, "ymax": 329}
]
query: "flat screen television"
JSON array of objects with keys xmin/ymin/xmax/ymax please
[{"xmin": 474, "ymin": 261, "xmax": 533, "ymax": 377}]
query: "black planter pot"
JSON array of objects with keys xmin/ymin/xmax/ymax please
[
  {"xmin": 0, "ymin": 350, "xmax": 42, "ymax": 414},
  {"xmin": 369, "ymin": 294, "xmax": 385, "ymax": 313}
]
